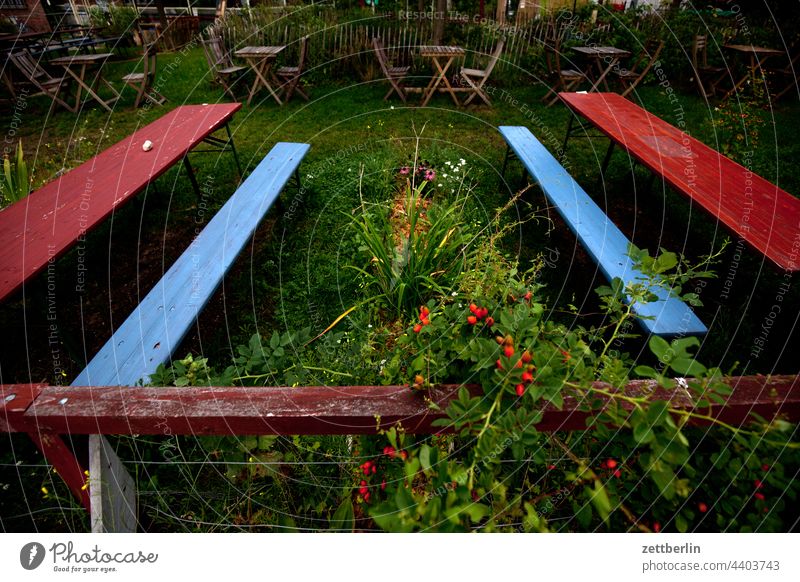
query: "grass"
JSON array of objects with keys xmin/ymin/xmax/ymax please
[{"xmin": 1, "ymin": 45, "xmax": 799, "ymax": 531}]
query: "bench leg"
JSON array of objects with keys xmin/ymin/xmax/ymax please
[
  {"xmin": 225, "ymin": 123, "xmax": 243, "ymax": 178},
  {"xmin": 501, "ymin": 145, "xmax": 514, "ymax": 181},
  {"xmin": 562, "ymin": 114, "xmax": 575, "ymax": 152},
  {"xmin": 183, "ymin": 156, "xmax": 202, "ymax": 199},
  {"xmin": 601, "ymin": 141, "xmax": 615, "ymax": 175}
]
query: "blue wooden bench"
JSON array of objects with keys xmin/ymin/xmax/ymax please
[
  {"xmin": 72, "ymin": 141, "xmax": 311, "ymax": 387},
  {"xmin": 499, "ymin": 126, "xmax": 706, "ymax": 337}
]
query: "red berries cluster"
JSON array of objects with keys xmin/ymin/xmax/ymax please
[
  {"xmin": 360, "ymin": 460, "xmax": 377, "ymax": 476},
  {"xmin": 494, "ymin": 335, "xmax": 536, "ymax": 397},
  {"xmin": 467, "ymin": 303, "xmax": 493, "ymax": 327},
  {"xmin": 413, "ymin": 306, "xmax": 432, "ymax": 333},
  {"xmin": 600, "ymin": 458, "xmax": 622, "ymax": 478},
  {"xmin": 383, "ymin": 445, "xmax": 407, "ymax": 460}
]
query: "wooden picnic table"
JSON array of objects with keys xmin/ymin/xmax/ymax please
[
  {"xmin": 559, "ymin": 92, "xmax": 800, "ymax": 271},
  {"xmin": 572, "ymin": 46, "xmax": 632, "ymax": 92},
  {"xmin": 723, "ymin": 44, "xmax": 784, "ymax": 99},
  {"xmin": 49, "ymin": 52, "xmax": 120, "ymax": 112},
  {"xmin": 0, "ymin": 103, "xmax": 243, "ymax": 304},
  {"xmin": 234, "ymin": 45, "xmax": 286, "ymax": 106},
  {"xmin": 418, "ymin": 45, "xmax": 465, "ymax": 107}
]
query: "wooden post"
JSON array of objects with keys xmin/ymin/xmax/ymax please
[{"xmin": 89, "ymin": 435, "xmax": 137, "ymax": 533}]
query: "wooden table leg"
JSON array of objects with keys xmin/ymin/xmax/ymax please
[
  {"xmin": 247, "ymin": 57, "xmax": 282, "ymax": 106},
  {"xmin": 422, "ymin": 56, "xmax": 458, "ymax": 107},
  {"xmin": 724, "ymin": 53, "xmax": 776, "ymax": 100},
  {"xmin": 65, "ymin": 63, "xmax": 116, "ymax": 112},
  {"xmin": 436, "ymin": 57, "xmax": 460, "ymax": 106},
  {"xmin": 589, "ymin": 57, "xmax": 620, "ymax": 93}
]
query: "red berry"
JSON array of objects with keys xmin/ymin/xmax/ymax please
[
  {"xmin": 485, "ymin": 316, "xmax": 494, "ymax": 327},
  {"xmin": 521, "ymin": 351, "xmax": 532, "ymax": 363},
  {"xmin": 653, "ymin": 522, "xmax": 661, "ymax": 533},
  {"xmin": 469, "ymin": 303, "xmax": 478, "ymax": 314},
  {"xmin": 515, "ymin": 360, "xmax": 523, "ymax": 369},
  {"xmin": 413, "ymin": 323, "xmax": 423, "ymax": 333},
  {"xmin": 524, "ymin": 291, "xmax": 532, "ymax": 301},
  {"xmin": 360, "ymin": 480, "xmax": 367, "ymax": 486},
  {"xmin": 515, "ymin": 384, "xmax": 525, "ymax": 397},
  {"xmin": 420, "ymin": 306, "xmax": 430, "ymax": 316},
  {"xmin": 381, "ymin": 480, "xmax": 386, "ymax": 491},
  {"xmin": 372, "ymin": 465, "xmax": 377, "ymax": 474},
  {"xmin": 754, "ymin": 479, "xmax": 763, "ymax": 489},
  {"xmin": 698, "ymin": 502, "xmax": 708, "ymax": 513},
  {"xmin": 762, "ymin": 464, "xmax": 770, "ymax": 471},
  {"xmin": 754, "ymin": 492, "xmax": 765, "ymax": 501},
  {"xmin": 548, "ymin": 464, "xmax": 556, "ymax": 470},
  {"xmin": 522, "ymin": 371, "xmax": 534, "ymax": 383},
  {"xmin": 606, "ymin": 459, "xmax": 618, "ymax": 469},
  {"xmin": 504, "ymin": 345, "xmax": 515, "ymax": 358},
  {"xmin": 496, "ymin": 359, "xmax": 503, "ymax": 370},
  {"xmin": 467, "ymin": 315, "xmax": 478, "ymax": 325},
  {"xmin": 613, "ymin": 469, "xmax": 621, "ymax": 478},
  {"xmin": 383, "ymin": 446, "xmax": 396, "ymax": 458},
  {"xmin": 421, "ymin": 317, "xmax": 430, "ymax": 326},
  {"xmin": 477, "ymin": 307, "xmax": 488, "ymax": 319},
  {"xmin": 399, "ymin": 450, "xmax": 408, "ymax": 460},
  {"xmin": 363, "ymin": 492, "xmax": 371, "ymax": 503},
  {"xmin": 359, "ymin": 486, "xmax": 368, "ymax": 495}
]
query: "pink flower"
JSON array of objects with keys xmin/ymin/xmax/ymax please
[
  {"xmin": 425, "ymin": 169, "xmax": 436, "ymax": 181},
  {"xmin": 399, "ymin": 166, "xmax": 410, "ymax": 175}
]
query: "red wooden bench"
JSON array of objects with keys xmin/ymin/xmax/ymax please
[
  {"xmin": 0, "ymin": 103, "xmax": 243, "ymax": 304},
  {"xmin": 1, "ymin": 375, "xmax": 798, "ymax": 523},
  {"xmin": 559, "ymin": 92, "xmax": 800, "ymax": 272}
]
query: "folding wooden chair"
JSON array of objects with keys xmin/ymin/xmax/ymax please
[
  {"xmin": 459, "ymin": 39, "xmax": 504, "ymax": 106},
  {"xmin": 692, "ymin": 34, "xmax": 726, "ymax": 99},
  {"xmin": 200, "ymin": 35, "xmax": 247, "ymax": 100},
  {"xmin": 121, "ymin": 42, "xmax": 166, "ymax": 108},
  {"xmin": 768, "ymin": 41, "xmax": 800, "ymax": 101},
  {"xmin": 276, "ymin": 35, "xmax": 309, "ymax": 102},
  {"xmin": 9, "ymin": 49, "xmax": 74, "ymax": 111},
  {"xmin": 614, "ymin": 39, "xmax": 664, "ymax": 98},
  {"xmin": 541, "ymin": 37, "xmax": 587, "ymax": 107},
  {"xmin": 373, "ymin": 37, "xmax": 410, "ymax": 103}
]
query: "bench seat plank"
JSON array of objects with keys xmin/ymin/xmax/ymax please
[
  {"xmin": 72, "ymin": 142, "xmax": 310, "ymax": 387},
  {"xmin": 499, "ymin": 125, "xmax": 707, "ymax": 337}
]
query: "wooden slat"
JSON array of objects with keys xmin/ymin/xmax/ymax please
[
  {"xmin": 3, "ymin": 375, "xmax": 796, "ymax": 436},
  {"xmin": 559, "ymin": 92, "xmax": 800, "ymax": 272},
  {"xmin": 0, "ymin": 383, "xmax": 46, "ymax": 432},
  {"xmin": 499, "ymin": 125, "xmax": 707, "ymax": 337},
  {"xmin": 0, "ymin": 103, "xmax": 242, "ymax": 304},
  {"xmin": 71, "ymin": 142, "xmax": 310, "ymax": 388}
]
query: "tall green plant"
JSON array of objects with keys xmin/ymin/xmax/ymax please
[
  {"xmin": 1, "ymin": 141, "xmax": 30, "ymax": 207},
  {"xmin": 349, "ymin": 179, "xmax": 476, "ymax": 319}
]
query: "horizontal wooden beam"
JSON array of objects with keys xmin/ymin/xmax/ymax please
[{"xmin": 2, "ymin": 375, "xmax": 798, "ymax": 436}]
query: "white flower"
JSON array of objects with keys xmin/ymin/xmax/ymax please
[
  {"xmin": 443, "ymin": 174, "xmax": 448, "ymax": 178},
  {"xmin": 451, "ymin": 291, "xmax": 458, "ymax": 296},
  {"xmin": 367, "ymin": 324, "xmax": 373, "ymax": 328},
  {"xmin": 459, "ymin": 158, "xmax": 466, "ymax": 165}
]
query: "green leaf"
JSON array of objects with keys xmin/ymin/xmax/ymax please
[
  {"xmin": 633, "ymin": 422, "xmax": 655, "ymax": 444},
  {"xmin": 464, "ymin": 503, "xmax": 490, "ymax": 523},
  {"xmin": 330, "ymin": 497, "xmax": 354, "ymax": 532},
  {"xmin": 419, "ymin": 445, "xmax": 432, "ymax": 473},
  {"xmin": 675, "ymin": 513, "xmax": 688, "ymax": 533},
  {"xmin": 587, "ymin": 481, "xmax": 611, "ymax": 524},
  {"xmin": 649, "ymin": 335, "xmax": 671, "ymax": 362}
]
